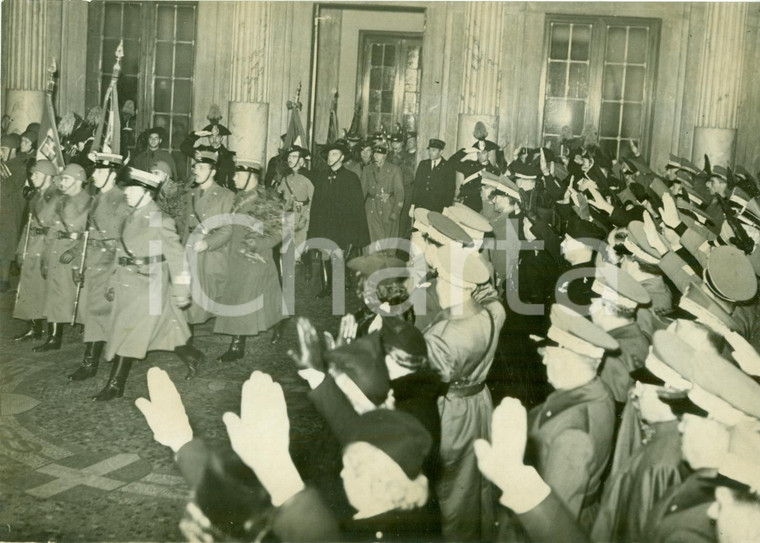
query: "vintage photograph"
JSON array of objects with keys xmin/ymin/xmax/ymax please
[{"xmin": 1, "ymin": 0, "xmax": 759, "ymax": 541}]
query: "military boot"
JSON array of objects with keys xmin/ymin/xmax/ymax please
[
  {"xmin": 176, "ymin": 344, "xmax": 205, "ymax": 380},
  {"xmin": 316, "ymin": 259, "xmax": 333, "ymax": 298},
  {"xmin": 91, "ymin": 357, "xmax": 133, "ymax": 401},
  {"xmin": 69, "ymin": 341, "xmax": 104, "ymax": 381},
  {"xmin": 218, "ymin": 336, "xmax": 246, "ymax": 362},
  {"xmin": 14, "ymin": 319, "xmax": 44, "ymax": 341},
  {"xmin": 33, "ymin": 322, "xmax": 63, "ymax": 352}
]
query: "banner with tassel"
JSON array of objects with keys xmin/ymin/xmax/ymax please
[{"xmin": 92, "ymin": 41, "xmax": 123, "ymax": 155}]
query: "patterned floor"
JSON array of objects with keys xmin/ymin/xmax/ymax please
[{"xmin": 0, "ymin": 269, "xmax": 351, "ymax": 541}]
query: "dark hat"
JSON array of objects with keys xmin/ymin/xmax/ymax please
[
  {"xmin": 704, "ymin": 246, "xmax": 757, "ymax": 302},
  {"xmin": 201, "ymin": 122, "xmax": 231, "ymax": 137},
  {"xmin": 60, "ymin": 163, "xmax": 87, "ymax": 183},
  {"xmin": 390, "ymin": 133, "xmax": 404, "ymax": 143},
  {"xmin": 151, "ymin": 160, "xmax": 173, "ymax": 178},
  {"xmin": 591, "ymin": 263, "xmax": 651, "ymax": 308},
  {"xmin": 233, "ymin": 157, "xmax": 262, "ymax": 173},
  {"xmin": 373, "ymin": 144, "xmax": 389, "ymax": 154},
  {"xmin": 511, "ymin": 160, "xmax": 541, "ymax": 181},
  {"xmin": 285, "ymin": 145, "xmax": 310, "ymax": 159},
  {"xmin": 546, "ymin": 304, "xmax": 619, "ymax": 359},
  {"xmin": 426, "ymin": 212, "xmax": 473, "ymax": 246},
  {"xmin": 194, "ymin": 149, "xmax": 218, "ymax": 165},
  {"xmin": 380, "ymin": 316, "xmax": 427, "ymax": 359},
  {"xmin": 146, "ymin": 126, "xmax": 167, "ymax": 140},
  {"xmin": 347, "ymin": 253, "xmax": 406, "ymax": 278},
  {"xmin": 193, "ymin": 444, "xmax": 272, "ymax": 539},
  {"xmin": 346, "ymin": 134, "xmax": 361, "ymax": 143},
  {"xmin": 436, "ymin": 244, "xmax": 490, "ymax": 287},
  {"xmin": 347, "ymin": 409, "xmax": 432, "ymax": 479},
  {"xmin": 325, "ymin": 336, "xmax": 390, "ymax": 406},
  {"xmin": 629, "ymin": 365, "xmax": 666, "ymax": 387},
  {"xmin": 31, "ymin": 159, "xmax": 59, "ymax": 177},
  {"xmin": 657, "ymin": 388, "xmax": 709, "ymax": 418},
  {"xmin": 125, "ymin": 167, "xmax": 162, "ymax": 191},
  {"xmin": 427, "ymin": 138, "xmax": 445, "ymax": 150},
  {"xmin": 473, "ymin": 139, "xmax": 499, "ymax": 152},
  {"xmin": 712, "ymin": 165, "xmax": 729, "ymax": 181},
  {"xmin": 25, "ymin": 122, "xmax": 40, "ymax": 135},
  {"xmin": 565, "ymin": 213, "xmax": 605, "ymax": 242},
  {"xmin": 92, "ymin": 152, "xmax": 123, "ymax": 169},
  {"xmin": 321, "ymin": 140, "xmax": 348, "ymax": 157},
  {"xmin": 676, "ymin": 200, "xmax": 714, "ymax": 226},
  {"xmin": 1, "ymin": 133, "xmax": 20, "ymax": 149},
  {"xmin": 21, "ymin": 130, "xmax": 37, "ymax": 146},
  {"xmin": 735, "ymin": 166, "xmax": 756, "ymax": 183},
  {"xmin": 358, "ymin": 139, "xmax": 374, "ymax": 151}
]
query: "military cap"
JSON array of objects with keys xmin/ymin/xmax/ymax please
[
  {"xmin": 647, "ymin": 331, "xmax": 699, "ymax": 390},
  {"xmin": 704, "ymin": 246, "xmax": 757, "ymax": 302},
  {"xmin": 60, "ymin": 163, "xmax": 87, "ymax": 183},
  {"xmin": 373, "ymin": 144, "xmax": 389, "ymax": 154},
  {"xmin": 146, "ymin": 126, "xmax": 167, "ymax": 140},
  {"xmin": 325, "ymin": 335, "xmax": 389, "ymax": 407},
  {"xmin": 347, "ymin": 409, "xmax": 432, "ymax": 479},
  {"xmin": 511, "ymin": 160, "xmax": 541, "ymax": 181},
  {"xmin": 617, "ymin": 187, "xmax": 639, "ymax": 206},
  {"xmin": 481, "ymin": 171, "xmax": 520, "ymax": 200},
  {"xmin": 729, "ymin": 188, "xmax": 760, "ymax": 229},
  {"xmin": 412, "ymin": 207, "xmax": 431, "ymax": 234},
  {"xmin": 545, "ymin": 304, "xmax": 619, "ymax": 359},
  {"xmin": 680, "ymin": 158, "xmax": 701, "ymax": 176},
  {"xmin": 371, "ymin": 131, "xmax": 385, "ymax": 142},
  {"xmin": 473, "ymin": 139, "xmax": 499, "ymax": 152},
  {"xmin": 657, "ymin": 388, "xmax": 709, "ymax": 418},
  {"xmin": 565, "ymin": 213, "xmax": 605, "ymax": 242},
  {"xmin": 427, "ymin": 138, "xmax": 445, "ymax": 150},
  {"xmin": 624, "ymin": 156, "xmax": 653, "ymax": 175},
  {"xmin": 347, "ymin": 253, "xmax": 406, "ymax": 278},
  {"xmin": 194, "ymin": 149, "xmax": 218, "ymax": 164},
  {"xmin": 233, "ymin": 157, "xmax": 262, "ymax": 173},
  {"xmin": 125, "ymin": 167, "xmax": 162, "ymax": 191},
  {"xmin": 201, "ymin": 122, "xmax": 231, "ymax": 137},
  {"xmin": 357, "ymin": 138, "xmax": 374, "ymax": 151},
  {"xmin": 346, "ymin": 133, "xmax": 361, "ymax": 143},
  {"xmin": 665, "ymin": 153, "xmax": 682, "ymax": 170},
  {"xmin": 405, "ymin": 131, "xmax": 417, "ymax": 140},
  {"xmin": 426, "ymin": 212, "xmax": 473, "ymax": 247},
  {"xmin": 380, "ymin": 316, "xmax": 427, "ymax": 359},
  {"xmin": 25, "ymin": 122, "xmax": 40, "ymax": 136},
  {"xmin": 151, "ymin": 160, "xmax": 173, "ymax": 178},
  {"xmin": 285, "ymin": 145, "xmax": 310, "ymax": 159},
  {"xmin": 321, "ymin": 140, "xmax": 348, "ymax": 156},
  {"xmin": 390, "ymin": 133, "xmax": 404, "ymax": 143},
  {"xmin": 591, "ymin": 263, "xmax": 651, "ymax": 309},
  {"xmin": 444, "ymin": 202, "xmax": 493, "ymax": 238},
  {"xmin": 1, "ymin": 133, "xmax": 20, "ymax": 149},
  {"xmin": 629, "ymin": 364, "xmax": 666, "ymax": 387},
  {"xmin": 717, "ymin": 422, "xmax": 760, "ymax": 491},
  {"xmin": 679, "ymin": 281, "xmax": 740, "ymax": 334},
  {"xmin": 675, "ymin": 170, "xmax": 693, "ymax": 185},
  {"xmin": 735, "ymin": 165, "xmax": 756, "ymax": 183},
  {"xmin": 31, "ymin": 159, "xmax": 59, "ymax": 177},
  {"xmin": 92, "ymin": 152, "xmax": 123, "ymax": 169},
  {"xmin": 624, "ymin": 221, "xmax": 664, "ymax": 265},
  {"xmin": 21, "ymin": 130, "xmax": 37, "ymax": 146},
  {"xmin": 436, "ymin": 244, "xmax": 489, "ymax": 288},
  {"xmin": 676, "ymin": 200, "xmax": 713, "ymax": 226},
  {"xmin": 648, "ymin": 177, "xmax": 669, "ymax": 199},
  {"xmin": 711, "ymin": 165, "xmax": 729, "ymax": 181}
]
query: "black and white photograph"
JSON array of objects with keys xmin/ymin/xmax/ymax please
[{"xmin": 1, "ymin": 0, "xmax": 760, "ymax": 541}]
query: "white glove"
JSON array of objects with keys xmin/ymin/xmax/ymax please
[
  {"xmin": 135, "ymin": 367, "xmax": 193, "ymax": 453},
  {"xmin": 725, "ymin": 331, "xmax": 760, "ymax": 377}
]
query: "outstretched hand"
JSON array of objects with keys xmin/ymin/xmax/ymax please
[
  {"xmin": 222, "ymin": 371, "xmax": 304, "ymax": 506},
  {"xmin": 286, "ymin": 317, "xmax": 325, "ymax": 372},
  {"xmin": 135, "ymin": 367, "xmax": 193, "ymax": 452},
  {"xmin": 659, "ymin": 192, "xmax": 682, "ymax": 229}
]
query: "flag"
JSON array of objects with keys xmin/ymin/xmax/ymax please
[
  {"xmin": 92, "ymin": 41, "xmax": 123, "ymax": 154},
  {"xmin": 327, "ymin": 90, "xmax": 339, "ymax": 144},
  {"xmin": 347, "ymin": 103, "xmax": 361, "ymax": 138},
  {"xmin": 36, "ymin": 59, "xmax": 65, "ymax": 170},
  {"xmin": 284, "ymin": 103, "xmax": 308, "ymax": 151}
]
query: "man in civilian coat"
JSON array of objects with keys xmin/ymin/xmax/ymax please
[
  {"xmin": 411, "ymin": 138, "xmax": 455, "ymax": 214},
  {"xmin": 179, "ymin": 150, "xmax": 235, "ymax": 329}
]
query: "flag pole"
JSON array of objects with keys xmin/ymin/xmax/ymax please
[{"xmin": 93, "ymin": 41, "xmax": 123, "ymax": 153}]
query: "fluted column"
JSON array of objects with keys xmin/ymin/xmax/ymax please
[
  {"xmin": 457, "ymin": 2, "xmax": 506, "ymax": 148},
  {"xmin": 692, "ymin": 3, "xmax": 748, "ymax": 167},
  {"xmin": 227, "ymin": 1, "xmax": 271, "ymax": 165},
  {"xmin": 2, "ymin": 0, "xmax": 48, "ymax": 133}
]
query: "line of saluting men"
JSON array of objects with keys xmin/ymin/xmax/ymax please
[{"xmin": 5, "ymin": 111, "xmax": 760, "ymax": 542}]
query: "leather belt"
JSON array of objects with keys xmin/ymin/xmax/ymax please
[
  {"xmin": 118, "ymin": 255, "xmax": 166, "ymax": 266},
  {"xmin": 57, "ymin": 231, "xmax": 85, "ymax": 240},
  {"xmin": 31, "ymin": 226, "xmax": 49, "ymax": 236},
  {"xmin": 89, "ymin": 238, "xmax": 117, "ymax": 248},
  {"xmin": 446, "ymin": 382, "xmax": 485, "ymax": 398}
]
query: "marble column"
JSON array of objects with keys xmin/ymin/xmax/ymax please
[
  {"xmin": 692, "ymin": 3, "xmax": 748, "ymax": 168},
  {"xmin": 227, "ymin": 1, "xmax": 271, "ymax": 166},
  {"xmin": 457, "ymin": 2, "xmax": 506, "ymax": 148},
  {"xmin": 2, "ymin": 0, "xmax": 48, "ymax": 134}
]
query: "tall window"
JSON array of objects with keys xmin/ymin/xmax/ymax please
[
  {"xmin": 541, "ymin": 16, "xmax": 659, "ymax": 160},
  {"xmin": 87, "ymin": 1, "xmax": 197, "ymax": 177}
]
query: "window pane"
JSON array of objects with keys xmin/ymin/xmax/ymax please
[
  {"xmin": 173, "ymin": 80, "xmax": 192, "ymax": 114},
  {"xmin": 550, "ymin": 23, "xmax": 570, "ymax": 60},
  {"xmin": 599, "ymin": 139, "xmax": 619, "ymax": 160},
  {"xmin": 176, "ymin": 6, "xmax": 195, "ymax": 42},
  {"xmin": 369, "ymin": 113, "xmax": 380, "ymax": 132},
  {"xmin": 121, "ymin": 40, "xmax": 140, "ymax": 76},
  {"xmin": 627, "ymin": 27, "xmax": 648, "ymax": 63},
  {"xmin": 383, "ymin": 45, "xmax": 396, "ymax": 67},
  {"xmin": 600, "ymin": 102, "xmax": 621, "ymax": 137},
  {"xmin": 570, "ymin": 24, "xmax": 591, "ymax": 61},
  {"xmin": 171, "ymin": 115, "xmax": 190, "ymax": 149},
  {"xmin": 370, "ymin": 67, "xmax": 381, "ymax": 90},
  {"xmin": 175, "ymin": 43, "xmax": 194, "ymax": 78},
  {"xmin": 104, "ymin": 4, "xmax": 122, "ymax": 37},
  {"xmin": 568, "ymin": 63, "xmax": 589, "ymax": 99},
  {"xmin": 606, "ymin": 27, "xmax": 626, "ymax": 63},
  {"xmin": 155, "ymin": 42, "xmax": 173, "ymax": 77},
  {"xmin": 381, "ymin": 90, "xmax": 393, "ymax": 113},
  {"xmin": 157, "ymin": 6, "xmax": 175, "ymax": 41},
  {"xmin": 544, "ymin": 99, "xmax": 585, "ymax": 135},
  {"xmin": 547, "ymin": 62, "xmax": 566, "ymax": 98},
  {"xmin": 382, "ymin": 68, "xmax": 395, "ymax": 91},
  {"xmin": 371, "ymin": 44, "xmax": 383, "ymax": 66},
  {"xmin": 369, "ymin": 90, "xmax": 381, "ymax": 112},
  {"xmin": 621, "ymin": 104, "xmax": 642, "ymax": 138},
  {"xmin": 603, "ymin": 65, "xmax": 624, "ymax": 100},
  {"xmin": 153, "ymin": 114, "xmax": 170, "ymax": 132},
  {"xmin": 102, "ymin": 38, "xmax": 120, "ymax": 70},
  {"xmin": 154, "ymin": 78, "xmax": 172, "ymax": 112},
  {"xmin": 624, "ymin": 66, "xmax": 645, "ymax": 101},
  {"xmin": 123, "ymin": 4, "xmax": 142, "ymax": 39},
  {"xmin": 119, "ymin": 76, "xmax": 139, "ymax": 106}
]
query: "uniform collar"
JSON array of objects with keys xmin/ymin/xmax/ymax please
[{"xmin": 541, "ymin": 378, "xmax": 609, "ymax": 421}]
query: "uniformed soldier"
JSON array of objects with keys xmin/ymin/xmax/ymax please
[
  {"xmin": 361, "ymin": 143, "xmax": 405, "ymax": 246},
  {"xmin": 344, "ymin": 139, "xmax": 373, "ymax": 178},
  {"xmin": 214, "ymin": 157, "xmax": 286, "ymax": 358},
  {"xmin": 556, "ymin": 213, "xmax": 606, "ymax": 310},
  {"xmin": 67, "ymin": 152, "xmax": 131, "ymax": 381},
  {"xmin": 179, "ymin": 150, "xmax": 235, "ymax": 331},
  {"xmin": 180, "ymin": 111, "xmax": 235, "ymax": 190},
  {"xmin": 449, "ymin": 139, "xmax": 500, "ymax": 213},
  {"xmin": 94, "ymin": 168, "xmax": 203, "ymax": 401},
  {"xmin": 527, "ymin": 304, "xmax": 617, "ymax": 528},
  {"xmin": 33, "ymin": 163, "xmax": 92, "ymax": 352},
  {"xmin": 423, "ymin": 244, "xmax": 505, "ymax": 542},
  {"xmin": 132, "ymin": 126, "xmax": 177, "ymax": 180},
  {"xmin": 411, "ymin": 138, "xmax": 455, "ymax": 214},
  {"xmin": 13, "ymin": 160, "xmax": 62, "ymax": 341},
  {"xmin": 277, "ymin": 145, "xmax": 314, "ymax": 263}
]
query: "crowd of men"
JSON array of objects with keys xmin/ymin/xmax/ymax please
[{"xmin": 2, "ymin": 105, "xmax": 760, "ymax": 543}]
